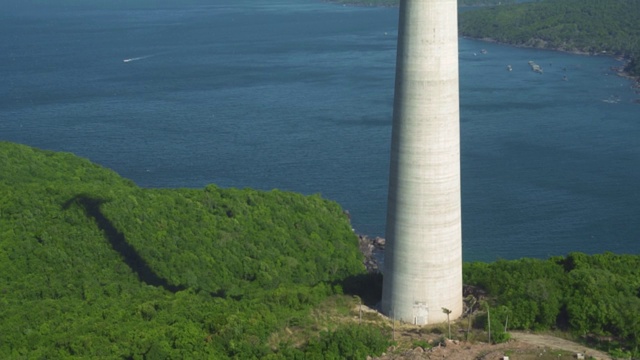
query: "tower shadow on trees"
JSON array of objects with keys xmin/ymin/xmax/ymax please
[
  {"xmin": 63, "ymin": 194, "xmax": 185, "ymax": 293},
  {"xmin": 338, "ymin": 272, "xmax": 383, "ymax": 308}
]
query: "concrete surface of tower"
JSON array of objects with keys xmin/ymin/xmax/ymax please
[{"xmin": 381, "ymin": 0, "xmax": 463, "ymax": 325}]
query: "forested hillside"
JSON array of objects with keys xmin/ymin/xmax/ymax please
[
  {"xmin": 459, "ymin": 0, "xmax": 640, "ymax": 76},
  {"xmin": 0, "ymin": 142, "xmax": 388, "ymax": 358},
  {"xmin": 465, "ymin": 253, "xmax": 640, "ymax": 357},
  {"xmin": 5, "ymin": 141, "xmax": 640, "ymax": 358}
]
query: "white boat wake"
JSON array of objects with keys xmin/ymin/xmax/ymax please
[{"xmin": 123, "ymin": 55, "xmax": 154, "ymax": 63}]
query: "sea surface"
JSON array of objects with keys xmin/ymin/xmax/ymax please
[{"xmin": 2, "ymin": 0, "xmax": 639, "ymax": 262}]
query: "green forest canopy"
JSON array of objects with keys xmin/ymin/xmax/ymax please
[
  {"xmin": 465, "ymin": 253, "xmax": 640, "ymax": 356},
  {"xmin": 4, "ymin": 141, "xmax": 640, "ymax": 358},
  {"xmin": 0, "ymin": 141, "xmax": 388, "ymax": 358}
]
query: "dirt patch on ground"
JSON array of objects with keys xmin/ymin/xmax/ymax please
[
  {"xmin": 351, "ymin": 303, "xmax": 612, "ymax": 360},
  {"xmin": 370, "ymin": 333, "xmax": 611, "ymax": 360},
  {"xmin": 510, "ymin": 332, "xmax": 611, "ymax": 360}
]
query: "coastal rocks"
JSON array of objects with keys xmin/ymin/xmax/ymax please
[
  {"xmin": 524, "ymin": 38, "xmax": 548, "ymax": 49},
  {"xmin": 358, "ymin": 234, "xmax": 385, "ymax": 273}
]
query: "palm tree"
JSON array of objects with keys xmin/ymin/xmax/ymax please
[{"xmin": 442, "ymin": 307, "xmax": 452, "ymax": 339}]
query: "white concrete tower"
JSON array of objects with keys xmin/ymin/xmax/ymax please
[{"xmin": 381, "ymin": 0, "xmax": 462, "ymax": 325}]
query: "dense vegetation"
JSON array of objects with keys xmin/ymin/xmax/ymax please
[
  {"xmin": 5, "ymin": 141, "xmax": 640, "ymax": 358},
  {"xmin": 465, "ymin": 253, "xmax": 640, "ymax": 357},
  {"xmin": 0, "ymin": 142, "xmax": 389, "ymax": 358},
  {"xmin": 459, "ymin": 0, "xmax": 640, "ymax": 76}
]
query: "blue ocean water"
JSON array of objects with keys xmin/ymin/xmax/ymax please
[{"xmin": 1, "ymin": 0, "xmax": 638, "ymax": 262}]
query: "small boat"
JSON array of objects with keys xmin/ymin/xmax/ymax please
[
  {"xmin": 528, "ymin": 61, "xmax": 543, "ymax": 74},
  {"xmin": 507, "ymin": 65, "xmax": 512, "ymax": 72}
]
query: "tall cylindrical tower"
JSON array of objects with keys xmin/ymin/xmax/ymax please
[{"xmin": 381, "ymin": 0, "xmax": 462, "ymax": 324}]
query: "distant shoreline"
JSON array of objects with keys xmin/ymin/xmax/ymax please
[
  {"xmin": 465, "ymin": 36, "xmax": 640, "ymax": 92},
  {"xmin": 324, "ymin": 0, "xmax": 640, "ymax": 96},
  {"xmin": 323, "ymin": 0, "xmax": 397, "ymax": 7},
  {"xmin": 323, "ymin": 0, "xmax": 396, "ymax": 7},
  {"xmin": 323, "ymin": 0, "xmax": 517, "ymax": 7}
]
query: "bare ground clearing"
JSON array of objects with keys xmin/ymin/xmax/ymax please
[
  {"xmin": 371, "ymin": 332, "xmax": 612, "ymax": 360},
  {"xmin": 355, "ymin": 304, "xmax": 611, "ymax": 360}
]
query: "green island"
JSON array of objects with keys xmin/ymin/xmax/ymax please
[
  {"xmin": 331, "ymin": 0, "xmax": 640, "ymax": 81},
  {"xmin": 459, "ymin": 0, "xmax": 640, "ymax": 78},
  {"xmin": 2, "ymin": 141, "xmax": 640, "ymax": 359}
]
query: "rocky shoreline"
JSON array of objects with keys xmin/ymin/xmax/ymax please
[
  {"xmin": 358, "ymin": 234, "xmax": 385, "ymax": 273},
  {"xmin": 325, "ymin": 0, "xmax": 640, "ymax": 94},
  {"xmin": 465, "ymin": 36, "xmax": 640, "ymax": 94}
]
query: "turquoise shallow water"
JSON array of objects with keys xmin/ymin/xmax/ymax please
[{"xmin": 2, "ymin": 0, "xmax": 639, "ymax": 261}]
